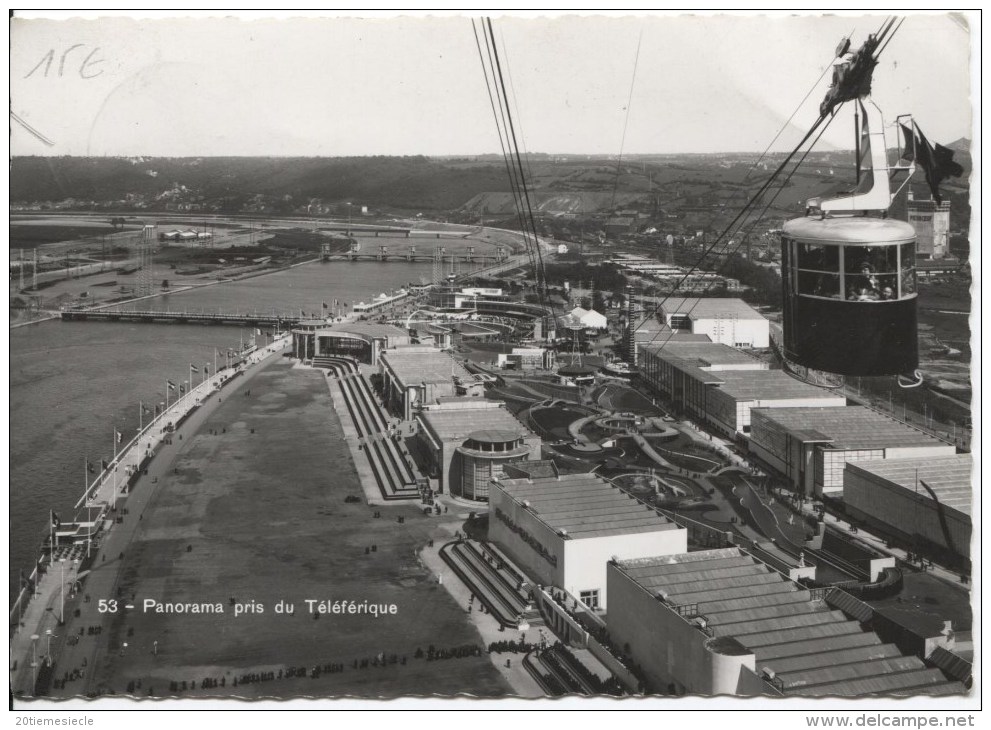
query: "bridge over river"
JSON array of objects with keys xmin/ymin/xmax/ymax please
[{"xmin": 61, "ymin": 308, "xmax": 301, "ymax": 327}]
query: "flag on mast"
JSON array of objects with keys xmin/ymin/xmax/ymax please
[
  {"xmin": 190, "ymin": 364, "xmax": 199, "ymax": 374},
  {"xmin": 167, "ymin": 380, "xmax": 178, "ymax": 391},
  {"xmin": 899, "ymin": 121, "xmax": 965, "ymax": 204},
  {"xmin": 114, "ymin": 429, "xmax": 123, "ymax": 444},
  {"xmin": 50, "ymin": 509, "xmax": 60, "ymax": 548}
]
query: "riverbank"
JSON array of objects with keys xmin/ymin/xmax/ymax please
[{"xmin": 9, "ymin": 255, "xmax": 321, "ymax": 330}]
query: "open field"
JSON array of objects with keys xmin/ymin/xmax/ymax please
[
  {"xmin": 76, "ymin": 361, "xmax": 509, "ymax": 699},
  {"xmin": 10, "ymin": 223, "xmax": 144, "ymax": 250}
]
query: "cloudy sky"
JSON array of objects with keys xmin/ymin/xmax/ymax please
[{"xmin": 10, "ymin": 10, "xmax": 976, "ymax": 157}]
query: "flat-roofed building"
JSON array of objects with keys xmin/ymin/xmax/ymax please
[
  {"xmin": 496, "ymin": 347, "xmax": 555, "ymax": 371},
  {"xmin": 489, "ymin": 473, "xmax": 686, "ymax": 610},
  {"xmin": 292, "ymin": 321, "xmax": 411, "ymax": 363},
  {"xmin": 414, "ymin": 401, "xmax": 540, "ymax": 498},
  {"xmin": 639, "ymin": 343, "xmax": 843, "ymax": 434},
  {"xmin": 630, "ymin": 321, "xmax": 711, "ymax": 366},
  {"xmin": 353, "ymin": 288, "xmax": 412, "ymax": 315},
  {"xmin": 607, "ymin": 547, "xmax": 965, "ymax": 697},
  {"xmin": 844, "ymin": 455, "xmax": 972, "ymax": 567},
  {"xmin": 640, "ymin": 342, "xmax": 764, "ymax": 417},
  {"xmin": 635, "ymin": 328, "xmax": 712, "ymax": 347},
  {"xmin": 658, "ymin": 297, "xmax": 769, "ymax": 348},
  {"xmin": 705, "ymin": 370, "xmax": 846, "ymax": 436},
  {"xmin": 380, "ymin": 347, "xmax": 484, "ymax": 420},
  {"xmin": 749, "ymin": 407, "xmax": 957, "ymax": 497}
]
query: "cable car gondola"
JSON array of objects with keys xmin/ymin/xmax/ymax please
[{"xmin": 780, "ymin": 34, "xmax": 924, "ymax": 379}]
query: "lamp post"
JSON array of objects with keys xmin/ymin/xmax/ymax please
[
  {"xmin": 59, "ymin": 559, "xmax": 66, "ymax": 625},
  {"xmin": 45, "ymin": 629, "xmax": 55, "ymax": 666},
  {"xmin": 30, "ymin": 634, "xmax": 39, "ymax": 692}
]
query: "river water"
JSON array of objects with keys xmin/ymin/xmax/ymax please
[{"xmin": 9, "ymin": 260, "xmax": 454, "ymax": 604}]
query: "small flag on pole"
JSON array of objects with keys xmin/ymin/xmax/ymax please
[
  {"xmin": 255, "ymin": 328, "xmax": 262, "ymax": 336},
  {"xmin": 87, "ymin": 460, "xmax": 96, "ymax": 474},
  {"xmin": 900, "ymin": 122, "xmax": 965, "ymax": 205},
  {"xmin": 114, "ymin": 429, "xmax": 123, "ymax": 443},
  {"xmin": 50, "ymin": 510, "xmax": 60, "ymax": 528},
  {"xmin": 142, "ymin": 404, "xmax": 152, "ymax": 414},
  {"xmin": 101, "ymin": 459, "xmax": 109, "ymax": 470},
  {"xmin": 167, "ymin": 380, "xmax": 178, "ymax": 391},
  {"xmin": 190, "ymin": 364, "xmax": 199, "ymax": 374}
]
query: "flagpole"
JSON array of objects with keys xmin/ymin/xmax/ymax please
[
  {"xmin": 112, "ymin": 426, "xmax": 118, "ymax": 511},
  {"xmin": 84, "ymin": 459, "xmax": 91, "ymax": 559},
  {"xmin": 139, "ymin": 400, "xmax": 143, "ymax": 432}
]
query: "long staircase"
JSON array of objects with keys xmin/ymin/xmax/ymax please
[
  {"xmin": 439, "ymin": 538, "xmax": 539, "ymax": 629},
  {"xmin": 313, "ymin": 356, "xmax": 421, "ymax": 501},
  {"xmin": 524, "ymin": 645, "xmax": 599, "ymax": 696}
]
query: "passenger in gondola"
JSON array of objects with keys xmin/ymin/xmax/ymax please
[
  {"xmin": 848, "ymin": 286, "xmax": 876, "ymax": 301},
  {"xmin": 858, "ymin": 262, "xmax": 879, "ymax": 290}
]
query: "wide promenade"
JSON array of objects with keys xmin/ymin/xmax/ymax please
[{"xmin": 10, "ymin": 337, "xmax": 291, "ymax": 698}]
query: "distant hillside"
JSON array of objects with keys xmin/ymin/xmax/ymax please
[
  {"xmin": 9, "ymin": 156, "xmax": 514, "ymax": 212},
  {"xmin": 10, "ymin": 153, "xmax": 970, "ymax": 234}
]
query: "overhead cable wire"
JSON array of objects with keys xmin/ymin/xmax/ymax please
[
  {"xmin": 632, "ymin": 111, "xmax": 828, "ymax": 336},
  {"xmin": 638, "ymin": 109, "xmax": 839, "ymax": 359},
  {"xmin": 635, "ymin": 129, "xmax": 837, "ymax": 388},
  {"xmin": 485, "ymin": 27, "xmax": 540, "ymax": 281},
  {"xmin": 499, "ymin": 28, "xmax": 538, "ymax": 196},
  {"xmin": 610, "ymin": 27, "xmax": 644, "ymax": 212},
  {"xmin": 472, "ymin": 19, "xmax": 538, "ymax": 278},
  {"xmin": 485, "ymin": 18, "xmax": 543, "ymax": 294},
  {"xmin": 485, "ymin": 17, "xmax": 554, "ymax": 317}
]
